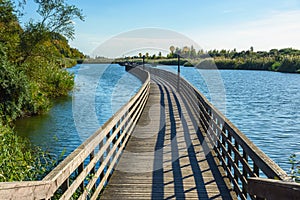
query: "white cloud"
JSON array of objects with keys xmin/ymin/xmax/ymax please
[{"xmin": 189, "ymin": 10, "xmax": 300, "ymax": 51}]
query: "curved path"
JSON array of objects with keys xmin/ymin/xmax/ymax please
[{"xmin": 100, "ymin": 68, "xmax": 236, "ymax": 199}]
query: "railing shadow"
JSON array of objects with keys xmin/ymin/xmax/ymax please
[
  {"xmin": 151, "ymin": 78, "xmax": 233, "ymax": 199},
  {"xmin": 151, "ymin": 83, "xmax": 166, "ymax": 199},
  {"xmin": 178, "ymin": 78, "xmax": 235, "ymax": 200}
]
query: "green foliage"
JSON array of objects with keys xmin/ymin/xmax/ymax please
[
  {"xmin": 0, "ymin": 123, "xmax": 56, "ymax": 181},
  {"xmin": 34, "ymin": 0, "xmax": 85, "ymax": 39},
  {"xmin": 197, "ymin": 59, "xmax": 216, "ymax": 69},
  {"xmin": 161, "ymin": 46, "xmax": 300, "ymax": 73},
  {"xmin": 289, "ymin": 153, "xmax": 300, "ymax": 183},
  {"xmin": 128, "ymin": 46, "xmax": 300, "ymax": 73},
  {"xmin": 277, "ymin": 59, "xmax": 300, "ymax": 73},
  {"xmin": 21, "ymin": 58, "xmax": 74, "ymax": 98},
  {"xmin": 0, "ymin": 0, "xmax": 83, "ymax": 182},
  {"xmin": 271, "ymin": 61, "xmax": 281, "ymax": 71},
  {"xmin": 0, "ymin": 44, "xmax": 30, "ymax": 122},
  {"xmin": 0, "ymin": 0, "xmax": 22, "ymax": 61}
]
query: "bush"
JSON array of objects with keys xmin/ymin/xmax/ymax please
[
  {"xmin": 289, "ymin": 153, "xmax": 300, "ymax": 183},
  {"xmin": 196, "ymin": 59, "xmax": 216, "ymax": 69},
  {"xmin": 0, "ymin": 45, "xmax": 30, "ymax": 122},
  {"xmin": 21, "ymin": 58, "xmax": 74, "ymax": 99},
  {"xmin": 277, "ymin": 59, "xmax": 300, "ymax": 73},
  {"xmin": 271, "ymin": 61, "xmax": 281, "ymax": 71},
  {"xmin": 0, "ymin": 123, "xmax": 55, "ymax": 181}
]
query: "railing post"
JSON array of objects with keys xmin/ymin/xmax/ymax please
[
  {"xmin": 242, "ymin": 151, "xmax": 248, "ymax": 197},
  {"xmin": 90, "ymin": 150, "xmax": 96, "ymax": 191},
  {"xmin": 78, "ymin": 162, "xmax": 84, "ymax": 191},
  {"xmin": 62, "ymin": 178, "xmax": 70, "ymax": 193},
  {"xmin": 99, "ymin": 142, "xmax": 105, "ymax": 181},
  {"xmin": 254, "ymin": 163, "xmax": 259, "ymax": 177},
  {"xmin": 227, "ymin": 131, "xmax": 232, "ymax": 173},
  {"xmin": 234, "ymin": 140, "xmax": 239, "ymax": 192},
  {"xmin": 177, "ymin": 54, "xmax": 180, "ymax": 74},
  {"xmin": 106, "ymin": 131, "xmax": 112, "ymax": 168}
]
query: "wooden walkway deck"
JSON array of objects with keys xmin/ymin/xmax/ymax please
[
  {"xmin": 0, "ymin": 66, "xmax": 295, "ymax": 200},
  {"xmin": 100, "ymin": 72, "xmax": 236, "ymax": 199}
]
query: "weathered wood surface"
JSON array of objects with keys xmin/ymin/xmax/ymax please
[
  {"xmin": 147, "ymin": 68, "xmax": 290, "ymax": 200},
  {"xmin": 247, "ymin": 177, "xmax": 300, "ymax": 200},
  {"xmin": 100, "ymin": 72, "xmax": 237, "ymax": 199}
]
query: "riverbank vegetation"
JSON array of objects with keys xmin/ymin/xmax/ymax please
[
  {"xmin": 0, "ymin": 0, "xmax": 84, "ymax": 181},
  {"xmin": 120, "ymin": 46, "xmax": 300, "ymax": 73},
  {"xmin": 289, "ymin": 153, "xmax": 300, "ymax": 183}
]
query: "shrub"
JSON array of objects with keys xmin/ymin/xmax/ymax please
[
  {"xmin": 277, "ymin": 59, "xmax": 298, "ymax": 73},
  {"xmin": 289, "ymin": 153, "xmax": 300, "ymax": 183},
  {"xmin": 0, "ymin": 45, "xmax": 30, "ymax": 122},
  {"xmin": 0, "ymin": 123, "xmax": 55, "ymax": 181}
]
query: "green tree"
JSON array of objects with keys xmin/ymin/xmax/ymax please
[
  {"xmin": 18, "ymin": 0, "xmax": 85, "ymax": 63},
  {"xmin": 158, "ymin": 51, "xmax": 162, "ymax": 58},
  {"xmin": 0, "ymin": 0, "xmax": 83, "ymax": 182},
  {"xmin": 190, "ymin": 45, "xmax": 196, "ymax": 59},
  {"xmin": 33, "ymin": 0, "xmax": 84, "ymax": 39},
  {"xmin": 0, "ymin": 0, "xmax": 22, "ymax": 62}
]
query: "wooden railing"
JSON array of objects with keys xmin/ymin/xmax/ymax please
[
  {"xmin": 0, "ymin": 67, "xmax": 150, "ymax": 200},
  {"xmin": 248, "ymin": 177, "xmax": 300, "ymax": 199},
  {"xmin": 149, "ymin": 67, "xmax": 293, "ymax": 200}
]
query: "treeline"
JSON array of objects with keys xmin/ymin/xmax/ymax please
[
  {"xmin": 167, "ymin": 46, "xmax": 300, "ymax": 73},
  {"xmin": 129, "ymin": 46, "xmax": 300, "ymax": 73},
  {"xmin": 0, "ymin": 0, "xmax": 84, "ymax": 181}
]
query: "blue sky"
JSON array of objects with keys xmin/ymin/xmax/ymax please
[{"xmin": 19, "ymin": 0, "xmax": 300, "ymax": 56}]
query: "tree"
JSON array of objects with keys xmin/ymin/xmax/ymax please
[
  {"xmin": 34, "ymin": 0, "xmax": 84, "ymax": 39},
  {"xmin": 169, "ymin": 45, "xmax": 175, "ymax": 58},
  {"xmin": 158, "ymin": 51, "xmax": 162, "ymax": 58},
  {"xmin": 18, "ymin": 0, "xmax": 85, "ymax": 63},
  {"xmin": 170, "ymin": 46, "xmax": 175, "ymax": 54},
  {"xmin": 182, "ymin": 46, "xmax": 190, "ymax": 58},
  {"xmin": 190, "ymin": 45, "xmax": 196, "ymax": 59},
  {"xmin": 174, "ymin": 47, "xmax": 181, "ymax": 56},
  {"xmin": 0, "ymin": 0, "xmax": 22, "ymax": 61}
]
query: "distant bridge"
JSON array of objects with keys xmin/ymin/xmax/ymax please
[{"xmin": 0, "ymin": 65, "xmax": 299, "ymax": 200}]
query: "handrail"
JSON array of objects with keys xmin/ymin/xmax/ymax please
[
  {"xmin": 0, "ymin": 67, "xmax": 150, "ymax": 200},
  {"xmin": 247, "ymin": 177, "xmax": 300, "ymax": 199},
  {"xmin": 148, "ymin": 67, "xmax": 289, "ymax": 200}
]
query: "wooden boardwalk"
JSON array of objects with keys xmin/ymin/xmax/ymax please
[
  {"xmin": 100, "ymin": 72, "xmax": 236, "ymax": 199},
  {"xmin": 0, "ymin": 66, "xmax": 295, "ymax": 200}
]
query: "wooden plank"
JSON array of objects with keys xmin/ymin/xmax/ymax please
[
  {"xmin": 0, "ymin": 181, "xmax": 52, "ymax": 200},
  {"xmin": 248, "ymin": 177, "xmax": 300, "ymax": 200},
  {"xmin": 100, "ymin": 71, "xmax": 237, "ymax": 199}
]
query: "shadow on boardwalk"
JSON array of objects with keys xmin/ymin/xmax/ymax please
[{"xmin": 100, "ymin": 76, "xmax": 235, "ymax": 199}]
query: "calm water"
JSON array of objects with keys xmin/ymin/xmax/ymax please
[
  {"xmin": 16, "ymin": 64, "xmax": 142, "ymax": 158},
  {"xmin": 158, "ymin": 65, "xmax": 300, "ymax": 171},
  {"xmin": 16, "ymin": 64, "xmax": 299, "ymax": 172}
]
